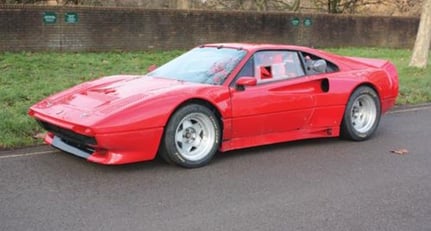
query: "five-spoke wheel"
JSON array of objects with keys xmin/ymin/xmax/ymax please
[
  {"xmin": 341, "ymin": 86, "xmax": 381, "ymax": 141},
  {"xmin": 160, "ymin": 104, "xmax": 220, "ymax": 168}
]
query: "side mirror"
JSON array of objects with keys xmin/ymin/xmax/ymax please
[
  {"xmin": 311, "ymin": 59, "xmax": 327, "ymax": 73},
  {"xmin": 235, "ymin": 76, "xmax": 257, "ymax": 91},
  {"xmin": 147, "ymin": 64, "xmax": 157, "ymax": 73}
]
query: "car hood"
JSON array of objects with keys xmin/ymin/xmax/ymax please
[
  {"xmin": 30, "ymin": 75, "xmax": 194, "ymax": 126},
  {"xmin": 62, "ymin": 75, "xmax": 182, "ymax": 110}
]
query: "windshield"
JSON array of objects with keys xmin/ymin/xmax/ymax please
[{"xmin": 147, "ymin": 47, "xmax": 247, "ymax": 85}]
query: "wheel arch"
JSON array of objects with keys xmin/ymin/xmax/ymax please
[
  {"xmin": 348, "ymin": 82, "xmax": 382, "ymax": 110},
  {"xmin": 166, "ymin": 98, "xmax": 224, "ymax": 137}
]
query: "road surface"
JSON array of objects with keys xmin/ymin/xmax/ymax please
[{"xmin": 1, "ymin": 105, "xmax": 431, "ymax": 231}]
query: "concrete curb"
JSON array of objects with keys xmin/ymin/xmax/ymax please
[{"xmin": 390, "ymin": 103, "xmax": 431, "ymax": 113}]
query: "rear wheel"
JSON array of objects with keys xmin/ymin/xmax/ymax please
[
  {"xmin": 159, "ymin": 104, "xmax": 220, "ymax": 168},
  {"xmin": 341, "ymin": 86, "xmax": 381, "ymax": 141}
]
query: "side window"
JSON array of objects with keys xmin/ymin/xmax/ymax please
[
  {"xmin": 253, "ymin": 51, "xmax": 305, "ymax": 83},
  {"xmin": 301, "ymin": 52, "xmax": 339, "ymax": 75},
  {"xmin": 236, "ymin": 57, "xmax": 254, "ymax": 78}
]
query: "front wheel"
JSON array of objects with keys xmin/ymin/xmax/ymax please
[
  {"xmin": 341, "ymin": 86, "xmax": 381, "ymax": 141},
  {"xmin": 159, "ymin": 104, "xmax": 221, "ymax": 168}
]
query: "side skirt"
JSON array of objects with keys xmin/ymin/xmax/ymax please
[{"xmin": 219, "ymin": 126, "xmax": 340, "ymax": 152}]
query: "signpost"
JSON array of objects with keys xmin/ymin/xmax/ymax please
[
  {"xmin": 303, "ymin": 18, "xmax": 313, "ymax": 27},
  {"xmin": 65, "ymin": 12, "xmax": 79, "ymax": 24},
  {"xmin": 290, "ymin": 17, "xmax": 313, "ymax": 27},
  {"xmin": 43, "ymin": 12, "xmax": 79, "ymax": 24},
  {"xmin": 291, "ymin": 17, "xmax": 300, "ymax": 27},
  {"xmin": 290, "ymin": 17, "xmax": 313, "ymax": 47},
  {"xmin": 43, "ymin": 12, "xmax": 57, "ymax": 24}
]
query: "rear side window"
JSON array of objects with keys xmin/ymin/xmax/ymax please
[{"xmin": 300, "ymin": 52, "xmax": 339, "ymax": 75}]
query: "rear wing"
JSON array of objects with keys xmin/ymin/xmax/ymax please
[
  {"xmin": 347, "ymin": 57, "xmax": 389, "ymax": 68},
  {"xmin": 348, "ymin": 57, "xmax": 398, "ymax": 90}
]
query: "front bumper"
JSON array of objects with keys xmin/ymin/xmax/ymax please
[{"xmin": 42, "ymin": 122, "xmax": 164, "ymax": 165}]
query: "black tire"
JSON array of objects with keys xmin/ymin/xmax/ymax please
[
  {"xmin": 159, "ymin": 104, "xmax": 221, "ymax": 168},
  {"xmin": 341, "ymin": 86, "xmax": 381, "ymax": 141}
]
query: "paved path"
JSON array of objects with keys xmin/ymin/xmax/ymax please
[{"xmin": 1, "ymin": 105, "xmax": 431, "ymax": 231}]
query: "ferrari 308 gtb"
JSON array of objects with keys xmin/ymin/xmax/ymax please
[{"xmin": 29, "ymin": 43, "xmax": 399, "ymax": 168}]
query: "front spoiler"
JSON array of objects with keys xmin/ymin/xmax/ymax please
[
  {"xmin": 51, "ymin": 136, "xmax": 92, "ymax": 159},
  {"xmin": 44, "ymin": 126, "xmax": 164, "ymax": 165}
]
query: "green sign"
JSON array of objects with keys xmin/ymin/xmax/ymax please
[
  {"xmin": 43, "ymin": 12, "xmax": 57, "ymax": 24},
  {"xmin": 291, "ymin": 17, "xmax": 300, "ymax": 27},
  {"xmin": 304, "ymin": 18, "xmax": 313, "ymax": 27},
  {"xmin": 65, "ymin": 12, "xmax": 79, "ymax": 24}
]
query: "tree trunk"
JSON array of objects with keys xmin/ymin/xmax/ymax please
[
  {"xmin": 409, "ymin": 0, "xmax": 431, "ymax": 68},
  {"xmin": 328, "ymin": 0, "xmax": 340, "ymax": 13},
  {"xmin": 255, "ymin": 0, "xmax": 268, "ymax": 11}
]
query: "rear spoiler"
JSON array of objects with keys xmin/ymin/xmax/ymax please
[{"xmin": 347, "ymin": 57, "xmax": 389, "ymax": 68}]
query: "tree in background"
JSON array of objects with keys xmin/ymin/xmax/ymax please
[
  {"xmin": 200, "ymin": 0, "xmax": 300, "ymax": 12},
  {"xmin": 319, "ymin": 0, "xmax": 360, "ymax": 14},
  {"xmin": 0, "ymin": 0, "xmax": 422, "ymax": 16},
  {"xmin": 257, "ymin": 0, "xmax": 301, "ymax": 11},
  {"xmin": 409, "ymin": 0, "xmax": 431, "ymax": 68}
]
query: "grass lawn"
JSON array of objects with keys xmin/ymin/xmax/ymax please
[{"xmin": 0, "ymin": 48, "xmax": 430, "ymax": 149}]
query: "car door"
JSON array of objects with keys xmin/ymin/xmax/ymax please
[{"xmin": 229, "ymin": 50, "xmax": 320, "ymax": 139}]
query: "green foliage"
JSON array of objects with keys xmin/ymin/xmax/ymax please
[
  {"xmin": 0, "ymin": 51, "xmax": 182, "ymax": 149},
  {"xmin": 0, "ymin": 48, "xmax": 429, "ymax": 149}
]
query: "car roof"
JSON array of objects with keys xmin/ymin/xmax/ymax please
[
  {"xmin": 201, "ymin": 43, "xmax": 359, "ymax": 71},
  {"xmin": 203, "ymin": 43, "xmax": 312, "ymax": 52}
]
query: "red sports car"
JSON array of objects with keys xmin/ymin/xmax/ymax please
[{"xmin": 29, "ymin": 43, "xmax": 399, "ymax": 168}]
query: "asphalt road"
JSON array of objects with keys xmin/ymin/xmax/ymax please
[{"xmin": 1, "ymin": 105, "xmax": 431, "ymax": 231}]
